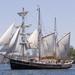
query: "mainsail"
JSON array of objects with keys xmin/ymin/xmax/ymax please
[
  {"xmin": 27, "ymin": 29, "xmax": 38, "ymax": 49},
  {"xmin": 27, "ymin": 30, "xmax": 55, "ymax": 58},
  {"xmin": 0, "ymin": 23, "xmax": 15, "ymax": 45},
  {"xmin": 41, "ymin": 33, "xmax": 55, "ymax": 58},
  {"xmin": 56, "ymin": 32, "xmax": 70, "ymax": 58}
]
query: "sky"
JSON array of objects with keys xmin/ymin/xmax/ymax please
[{"xmin": 0, "ymin": 0, "xmax": 75, "ymax": 47}]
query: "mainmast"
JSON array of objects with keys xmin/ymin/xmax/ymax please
[
  {"xmin": 37, "ymin": 7, "xmax": 42, "ymax": 61},
  {"xmin": 54, "ymin": 17, "xmax": 57, "ymax": 34},
  {"xmin": 17, "ymin": 8, "xmax": 28, "ymax": 59},
  {"xmin": 54, "ymin": 17, "xmax": 57, "ymax": 57}
]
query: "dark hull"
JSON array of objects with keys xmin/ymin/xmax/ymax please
[{"xmin": 10, "ymin": 59, "xmax": 72, "ymax": 69}]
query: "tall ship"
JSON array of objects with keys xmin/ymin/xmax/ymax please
[{"xmin": 0, "ymin": 7, "xmax": 73, "ymax": 69}]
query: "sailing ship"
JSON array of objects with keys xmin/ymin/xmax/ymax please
[{"xmin": 0, "ymin": 7, "xmax": 73, "ymax": 69}]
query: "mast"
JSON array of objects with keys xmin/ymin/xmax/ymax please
[
  {"xmin": 37, "ymin": 7, "xmax": 42, "ymax": 61},
  {"xmin": 54, "ymin": 17, "xmax": 57, "ymax": 57},
  {"xmin": 54, "ymin": 17, "xmax": 57, "ymax": 34},
  {"xmin": 17, "ymin": 8, "xmax": 28, "ymax": 59}
]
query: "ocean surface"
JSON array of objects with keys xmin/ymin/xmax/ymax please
[{"xmin": 0, "ymin": 64, "xmax": 75, "ymax": 75}]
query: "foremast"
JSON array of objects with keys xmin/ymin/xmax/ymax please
[{"xmin": 17, "ymin": 8, "xmax": 28, "ymax": 60}]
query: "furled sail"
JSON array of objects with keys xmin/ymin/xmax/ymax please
[
  {"xmin": 0, "ymin": 23, "xmax": 15, "ymax": 45},
  {"xmin": 56, "ymin": 32, "xmax": 70, "ymax": 58},
  {"xmin": 41, "ymin": 33, "xmax": 55, "ymax": 58}
]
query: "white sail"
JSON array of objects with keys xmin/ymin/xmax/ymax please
[
  {"xmin": 6, "ymin": 27, "xmax": 20, "ymax": 53},
  {"xmin": 0, "ymin": 23, "xmax": 15, "ymax": 45},
  {"xmin": 28, "ymin": 31, "xmax": 56, "ymax": 57},
  {"xmin": 56, "ymin": 32, "xmax": 70, "ymax": 58},
  {"xmin": 41, "ymin": 33, "xmax": 55, "ymax": 57},
  {"xmin": 27, "ymin": 29, "xmax": 38, "ymax": 49}
]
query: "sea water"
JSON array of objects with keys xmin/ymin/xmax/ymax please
[{"xmin": 0, "ymin": 64, "xmax": 75, "ymax": 75}]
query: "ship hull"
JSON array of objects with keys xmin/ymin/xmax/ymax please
[{"xmin": 10, "ymin": 59, "xmax": 72, "ymax": 69}]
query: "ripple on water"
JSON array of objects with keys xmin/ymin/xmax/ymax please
[{"xmin": 0, "ymin": 64, "xmax": 75, "ymax": 75}]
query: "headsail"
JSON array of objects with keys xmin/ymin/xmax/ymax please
[
  {"xmin": 6, "ymin": 27, "xmax": 20, "ymax": 54},
  {"xmin": 56, "ymin": 32, "xmax": 70, "ymax": 58},
  {"xmin": 0, "ymin": 23, "xmax": 15, "ymax": 45}
]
